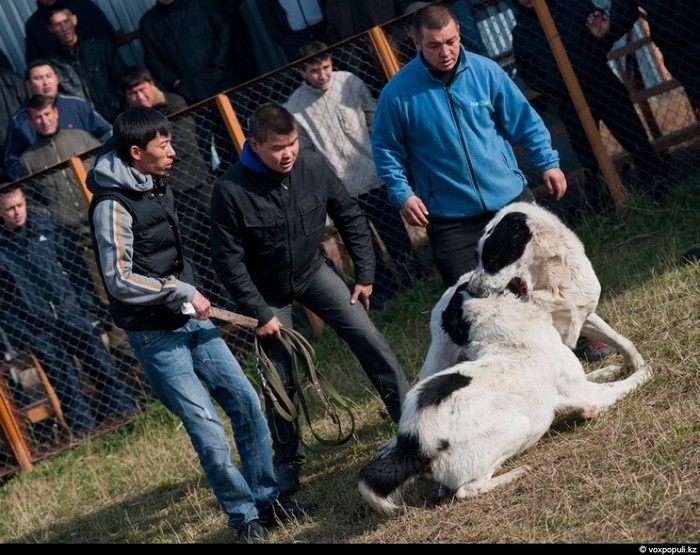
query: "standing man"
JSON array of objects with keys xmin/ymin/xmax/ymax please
[
  {"xmin": 4, "ymin": 59, "xmax": 111, "ymax": 180},
  {"xmin": 372, "ymin": 3, "xmax": 610, "ymax": 362},
  {"xmin": 19, "ymin": 94, "xmax": 102, "ymax": 235},
  {"xmin": 47, "ymin": 5, "xmax": 126, "ymax": 122},
  {"xmin": 209, "ymin": 103, "xmax": 411, "ymax": 496},
  {"xmin": 87, "ymin": 106, "xmax": 314, "ymax": 543},
  {"xmin": 24, "ymin": 0, "xmax": 115, "ymax": 64},
  {"xmin": 285, "ymin": 40, "xmax": 416, "ymax": 307},
  {"xmin": 0, "ymin": 183, "xmax": 135, "ymax": 434}
]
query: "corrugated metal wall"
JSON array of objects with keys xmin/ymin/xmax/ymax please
[{"xmin": 0, "ymin": 0, "xmax": 154, "ymax": 76}]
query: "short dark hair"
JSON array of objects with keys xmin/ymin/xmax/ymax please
[
  {"xmin": 297, "ymin": 40, "xmax": 331, "ymax": 67},
  {"xmin": 112, "ymin": 106, "xmax": 172, "ymax": 162},
  {"xmin": 412, "ymin": 2, "xmax": 458, "ymax": 39},
  {"xmin": 120, "ymin": 66, "xmax": 154, "ymax": 92},
  {"xmin": 24, "ymin": 58, "xmax": 58, "ymax": 80},
  {"xmin": 249, "ymin": 103, "xmax": 296, "ymax": 143},
  {"xmin": 26, "ymin": 94, "xmax": 56, "ymax": 112},
  {"xmin": 0, "ymin": 182, "xmax": 22, "ymax": 197}
]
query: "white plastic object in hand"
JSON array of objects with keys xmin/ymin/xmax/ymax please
[{"xmin": 181, "ymin": 302, "xmax": 196, "ymax": 316}]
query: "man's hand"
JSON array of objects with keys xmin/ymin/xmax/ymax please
[
  {"xmin": 541, "ymin": 168, "xmax": 568, "ymax": 200},
  {"xmin": 257, "ymin": 315, "xmax": 283, "ymax": 339},
  {"xmin": 351, "ymin": 283, "xmax": 373, "ymax": 311},
  {"xmin": 586, "ymin": 9, "xmax": 611, "ymax": 38},
  {"xmin": 190, "ymin": 289, "xmax": 212, "ymax": 319},
  {"xmin": 399, "ymin": 195, "xmax": 429, "ymax": 227}
]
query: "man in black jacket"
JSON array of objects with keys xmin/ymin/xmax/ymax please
[
  {"xmin": 511, "ymin": 0, "xmax": 672, "ymax": 208},
  {"xmin": 47, "ymin": 5, "xmax": 125, "ymax": 122},
  {"xmin": 209, "ymin": 103, "xmax": 410, "ymax": 496}
]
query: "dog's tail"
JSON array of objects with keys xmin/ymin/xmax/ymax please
[{"xmin": 358, "ymin": 431, "xmax": 430, "ymax": 515}]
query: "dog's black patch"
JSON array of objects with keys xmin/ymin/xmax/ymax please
[
  {"xmin": 417, "ymin": 372, "xmax": 472, "ymax": 412},
  {"xmin": 481, "ymin": 211, "xmax": 532, "ymax": 274},
  {"xmin": 359, "ymin": 432, "xmax": 430, "ymax": 495},
  {"xmin": 441, "ymin": 283, "xmax": 472, "ymax": 345}
]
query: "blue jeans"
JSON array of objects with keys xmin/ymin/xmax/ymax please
[
  {"xmin": 261, "ymin": 261, "xmax": 410, "ymax": 466},
  {"xmin": 126, "ymin": 318, "xmax": 278, "ymax": 528}
]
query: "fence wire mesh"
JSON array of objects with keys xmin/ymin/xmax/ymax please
[{"xmin": 1, "ymin": 1, "xmax": 698, "ymax": 477}]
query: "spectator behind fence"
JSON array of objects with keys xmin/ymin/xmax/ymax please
[
  {"xmin": 87, "ymin": 106, "xmax": 316, "ymax": 543},
  {"xmin": 19, "ymin": 94, "xmax": 101, "ymax": 235},
  {"xmin": 602, "ymin": 0, "xmax": 700, "ymax": 116},
  {"xmin": 323, "ymin": 0, "xmax": 399, "ymax": 43},
  {"xmin": 47, "ymin": 6, "xmax": 126, "ymax": 123},
  {"xmin": 259, "ymin": 0, "xmax": 327, "ymax": 64},
  {"xmin": 24, "ymin": 0, "xmax": 115, "ymax": 64},
  {"xmin": 285, "ymin": 40, "xmax": 416, "ymax": 307},
  {"xmin": 210, "ymin": 103, "xmax": 411, "ymax": 496},
  {"xmin": 4, "ymin": 59, "xmax": 112, "ymax": 181},
  {"xmin": 0, "ymin": 60, "xmax": 29, "ymax": 176},
  {"xmin": 0, "ymin": 183, "xmax": 135, "ymax": 435},
  {"xmin": 139, "ymin": 0, "xmax": 242, "ymax": 104},
  {"xmin": 553, "ymin": 1, "xmax": 673, "ymax": 201},
  {"xmin": 512, "ymin": 0, "xmax": 673, "ymax": 210},
  {"xmin": 372, "ymin": 4, "xmax": 614, "ymax": 363}
]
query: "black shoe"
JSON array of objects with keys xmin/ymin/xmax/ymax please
[
  {"xmin": 574, "ymin": 338, "xmax": 615, "ymax": 362},
  {"xmin": 258, "ymin": 496, "xmax": 317, "ymax": 527},
  {"xmin": 681, "ymin": 247, "xmax": 700, "ymax": 265},
  {"xmin": 237, "ymin": 519, "xmax": 269, "ymax": 544},
  {"xmin": 275, "ymin": 462, "xmax": 301, "ymax": 496}
]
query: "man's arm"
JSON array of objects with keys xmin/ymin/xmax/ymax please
[
  {"xmin": 91, "ymin": 197, "xmax": 195, "ymax": 308},
  {"xmin": 209, "ymin": 179, "xmax": 276, "ymax": 326}
]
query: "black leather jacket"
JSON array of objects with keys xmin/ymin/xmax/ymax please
[{"xmin": 210, "ymin": 148, "xmax": 375, "ymax": 326}]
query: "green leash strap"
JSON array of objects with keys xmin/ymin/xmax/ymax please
[{"xmin": 254, "ymin": 326, "xmax": 355, "ymax": 448}]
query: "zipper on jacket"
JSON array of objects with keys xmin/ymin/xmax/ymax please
[{"xmin": 445, "ymin": 86, "xmax": 487, "ymax": 213}]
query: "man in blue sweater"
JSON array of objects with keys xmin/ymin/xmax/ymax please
[
  {"xmin": 4, "ymin": 59, "xmax": 111, "ymax": 180},
  {"xmin": 372, "ymin": 3, "xmax": 611, "ymax": 362}
]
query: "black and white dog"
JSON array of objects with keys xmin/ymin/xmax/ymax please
[
  {"xmin": 419, "ymin": 201, "xmax": 647, "ymax": 382},
  {"xmin": 358, "ymin": 291, "xmax": 652, "ymax": 515}
]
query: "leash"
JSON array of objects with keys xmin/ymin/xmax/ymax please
[
  {"xmin": 182, "ymin": 302, "xmax": 356, "ymax": 448},
  {"xmin": 254, "ymin": 326, "xmax": 356, "ymax": 449}
]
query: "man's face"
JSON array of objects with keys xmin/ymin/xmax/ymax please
[
  {"xmin": 131, "ymin": 132, "xmax": 176, "ymax": 176},
  {"xmin": 27, "ymin": 104, "xmax": 59, "ymax": 137},
  {"xmin": 0, "ymin": 189, "xmax": 28, "ymax": 230},
  {"xmin": 414, "ymin": 19, "xmax": 461, "ymax": 72},
  {"xmin": 125, "ymin": 81, "xmax": 157, "ymax": 107},
  {"xmin": 26, "ymin": 64, "xmax": 59, "ymax": 96},
  {"xmin": 250, "ymin": 131, "xmax": 299, "ymax": 174},
  {"xmin": 48, "ymin": 10, "xmax": 79, "ymax": 46},
  {"xmin": 299, "ymin": 57, "xmax": 333, "ymax": 90}
]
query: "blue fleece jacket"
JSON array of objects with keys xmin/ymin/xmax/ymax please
[{"xmin": 372, "ymin": 46, "xmax": 560, "ymax": 219}]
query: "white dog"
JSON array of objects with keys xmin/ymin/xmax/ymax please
[
  {"xmin": 358, "ymin": 292, "xmax": 652, "ymax": 515},
  {"xmin": 419, "ymin": 201, "xmax": 647, "ymax": 382}
]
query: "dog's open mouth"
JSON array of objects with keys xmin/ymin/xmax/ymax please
[{"xmin": 508, "ymin": 277, "xmax": 528, "ymax": 299}]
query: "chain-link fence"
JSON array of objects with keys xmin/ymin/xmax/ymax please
[{"xmin": 1, "ymin": 0, "xmax": 698, "ymax": 478}]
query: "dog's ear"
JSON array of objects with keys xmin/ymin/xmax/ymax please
[
  {"xmin": 481, "ymin": 212, "xmax": 532, "ymax": 273},
  {"xmin": 441, "ymin": 283, "xmax": 472, "ymax": 345}
]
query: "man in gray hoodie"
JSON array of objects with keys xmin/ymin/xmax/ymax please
[{"xmin": 87, "ymin": 106, "xmax": 315, "ymax": 543}]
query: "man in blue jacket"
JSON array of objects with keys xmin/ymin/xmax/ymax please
[
  {"xmin": 372, "ymin": 3, "xmax": 610, "ymax": 362},
  {"xmin": 0, "ymin": 183, "xmax": 135, "ymax": 434},
  {"xmin": 4, "ymin": 59, "xmax": 111, "ymax": 180}
]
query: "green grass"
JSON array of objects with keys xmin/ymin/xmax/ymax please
[{"xmin": 1, "ymin": 176, "xmax": 699, "ymax": 543}]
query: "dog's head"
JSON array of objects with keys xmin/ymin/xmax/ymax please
[
  {"xmin": 468, "ymin": 202, "xmax": 599, "ymax": 299},
  {"xmin": 466, "ymin": 202, "xmax": 601, "ymax": 347},
  {"xmin": 468, "ymin": 208, "xmax": 532, "ymax": 300}
]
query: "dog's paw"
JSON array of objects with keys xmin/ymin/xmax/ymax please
[{"xmin": 585, "ymin": 363, "xmax": 624, "ymax": 382}]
